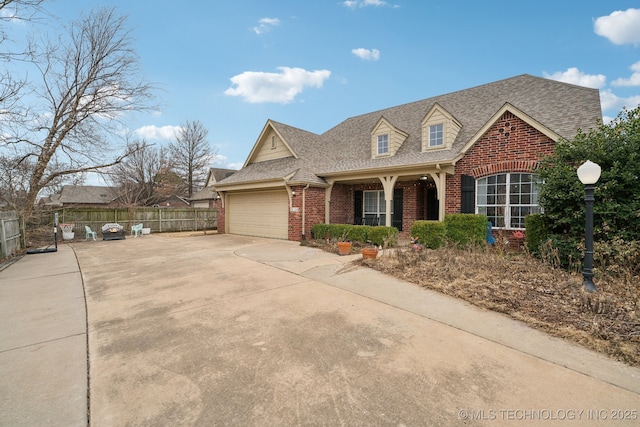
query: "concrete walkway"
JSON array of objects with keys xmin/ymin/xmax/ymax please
[
  {"xmin": 0, "ymin": 244, "xmax": 87, "ymax": 427},
  {"xmin": 1, "ymin": 234, "xmax": 639, "ymax": 426}
]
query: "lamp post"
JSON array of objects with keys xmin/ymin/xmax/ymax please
[{"xmin": 577, "ymin": 160, "xmax": 601, "ymax": 292}]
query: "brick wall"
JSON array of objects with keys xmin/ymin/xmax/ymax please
[
  {"xmin": 303, "ymin": 186, "xmax": 326, "ymax": 240},
  {"xmin": 288, "ymin": 185, "xmax": 326, "ymax": 241},
  {"xmin": 216, "ymin": 197, "xmax": 225, "ymax": 234},
  {"xmin": 445, "ymin": 112, "xmax": 556, "ymax": 214},
  {"xmin": 329, "ymin": 183, "xmax": 354, "ymax": 224}
]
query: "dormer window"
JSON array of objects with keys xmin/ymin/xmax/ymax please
[
  {"xmin": 422, "ymin": 104, "xmax": 461, "ymax": 151},
  {"xmin": 371, "ymin": 118, "xmax": 407, "ymax": 158},
  {"xmin": 429, "ymin": 123, "xmax": 444, "ymax": 147},
  {"xmin": 377, "ymin": 134, "xmax": 389, "ymax": 154}
]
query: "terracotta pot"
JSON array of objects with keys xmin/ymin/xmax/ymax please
[
  {"xmin": 361, "ymin": 247, "xmax": 378, "ymax": 259},
  {"xmin": 337, "ymin": 241, "xmax": 352, "ymax": 255}
]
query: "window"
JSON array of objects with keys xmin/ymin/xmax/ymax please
[
  {"xmin": 429, "ymin": 123, "xmax": 443, "ymax": 147},
  {"xmin": 364, "ymin": 190, "xmax": 392, "ymax": 224},
  {"xmin": 271, "ymin": 135, "xmax": 277, "ymax": 149},
  {"xmin": 377, "ymin": 134, "xmax": 389, "ymax": 154},
  {"xmin": 476, "ymin": 173, "xmax": 541, "ymax": 229}
]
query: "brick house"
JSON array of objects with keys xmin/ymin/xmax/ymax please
[{"xmin": 213, "ymin": 74, "xmax": 602, "ymax": 241}]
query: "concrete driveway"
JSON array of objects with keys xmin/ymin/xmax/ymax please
[{"xmin": 69, "ymin": 233, "xmax": 639, "ymax": 426}]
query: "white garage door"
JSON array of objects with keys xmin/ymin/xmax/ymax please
[{"xmin": 227, "ymin": 190, "xmax": 289, "ymax": 239}]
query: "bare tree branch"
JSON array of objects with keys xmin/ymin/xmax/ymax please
[
  {"xmin": 0, "ymin": 6, "xmax": 157, "ymax": 220},
  {"xmin": 106, "ymin": 139, "xmax": 171, "ymax": 206},
  {"xmin": 169, "ymin": 120, "xmax": 214, "ymax": 198}
]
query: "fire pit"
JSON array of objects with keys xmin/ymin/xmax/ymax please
[{"xmin": 101, "ymin": 223, "xmax": 126, "ymax": 241}]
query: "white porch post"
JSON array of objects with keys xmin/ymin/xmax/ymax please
[
  {"xmin": 324, "ymin": 181, "xmax": 335, "ymax": 224},
  {"xmin": 429, "ymin": 172, "xmax": 447, "ymax": 221},
  {"xmin": 379, "ymin": 176, "xmax": 398, "ymax": 227}
]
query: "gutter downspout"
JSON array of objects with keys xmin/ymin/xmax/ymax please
[{"xmin": 301, "ymin": 184, "xmax": 310, "ymax": 240}]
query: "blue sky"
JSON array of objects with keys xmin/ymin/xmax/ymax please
[{"xmin": 12, "ymin": 1, "xmax": 640, "ymax": 173}]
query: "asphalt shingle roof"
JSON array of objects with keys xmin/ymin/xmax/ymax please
[
  {"xmin": 44, "ymin": 185, "xmax": 119, "ymax": 205},
  {"xmin": 216, "ymin": 74, "xmax": 601, "ymax": 187}
]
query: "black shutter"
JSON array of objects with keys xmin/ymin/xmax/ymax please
[
  {"xmin": 354, "ymin": 190, "xmax": 363, "ymax": 224},
  {"xmin": 461, "ymin": 175, "xmax": 475, "ymax": 213},
  {"xmin": 393, "ymin": 188, "xmax": 403, "ymax": 231}
]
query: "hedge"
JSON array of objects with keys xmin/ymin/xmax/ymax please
[
  {"xmin": 444, "ymin": 214, "xmax": 487, "ymax": 248},
  {"xmin": 311, "ymin": 223, "xmax": 398, "ymax": 246},
  {"xmin": 409, "ymin": 220, "xmax": 446, "ymax": 249}
]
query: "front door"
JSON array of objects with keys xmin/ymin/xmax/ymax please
[
  {"xmin": 392, "ymin": 188, "xmax": 403, "ymax": 231},
  {"xmin": 427, "ymin": 186, "xmax": 438, "ymax": 220}
]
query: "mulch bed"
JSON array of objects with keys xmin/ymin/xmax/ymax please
[{"xmin": 304, "ymin": 239, "xmax": 640, "ymax": 367}]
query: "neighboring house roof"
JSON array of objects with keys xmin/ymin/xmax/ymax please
[
  {"xmin": 155, "ymin": 195, "xmax": 190, "ymax": 207},
  {"xmin": 215, "ymin": 74, "xmax": 601, "ymax": 189},
  {"xmin": 42, "ymin": 185, "xmax": 119, "ymax": 206},
  {"xmin": 190, "ymin": 168, "xmax": 237, "ymax": 201}
]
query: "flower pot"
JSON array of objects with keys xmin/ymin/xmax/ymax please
[
  {"xmin": 361, "ymin": 247, "xmax": 378, "ymax": 259},
  {"xmin": 142, "ymin": 227, "xmax": 151, "ymax": 235},
  {"xmin": 337, "ymin": 241, "xmax": 352, "ymax": 255},
  {"xmin": 62, "ymin": 231, "xmax": 75, "ymax": 240}
]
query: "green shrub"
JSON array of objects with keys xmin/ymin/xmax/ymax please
[
  {"xmin": 524, "ymin": 214, "xmax": 547, "ymax": 255},
  {"xmin": 348, "ymin": 225, "xmax": 370, "ymax": 243},
  {"xmin": 410, "ymin": 220, "xmax": 446, "ymax": 249},
  {"xmin": 444, "ymin": 214, "xmax": 487, "ymax": 248},
  {"xmin": 311, "ymin": 223, "xmax": 330, "ymax": 240},
  {"xmin": 367, "ymin": 226, "xmax": 398, "ymax": 247},
  {"xmin": 546, "ymin": 234, "xmax": 582, "ymax": 272},
  {"xmin": 310, "ymin": 223, "xmax": 396, "ymax": 246}
]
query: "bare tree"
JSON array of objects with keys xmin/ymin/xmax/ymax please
[
  {"xmin": 107, "ymin": 140, "xmax": 170, "ymax": 206},
  {"xmin": 0, "ymin": 6, "xmax": 156, "ymax": 219},
  {"xmin": 169, "ymin": 120, "xmax": 214, "ymax": 198}
]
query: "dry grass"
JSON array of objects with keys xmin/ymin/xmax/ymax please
[
  {"xmin": 304, "ymin": 239, "xmax": 640, "ymax": 367},
  {"xmin": 365, "ymin": 244, "xmax": 640, "ymax": 367}
]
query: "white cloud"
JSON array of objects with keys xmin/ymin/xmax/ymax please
[
  {"xmin": 594, "ymin": 8, "xmax": 640, "ymax": 45},
  {"xmin": 133, "ymin": 125, "xmax": 181, "ymax": 140},
  {"xmin": 542, "ymin": 67, "xmax": 606, "ymax": 89},
  {"xmin": 611, "ymin": 61, "xmax": 640, "ymax": 87},
  {"xmin": 224, "ymin": 67, "xmax": 331, "ymax": 104},
  {"xmin": 598, "ymin": 89, "xmax": 640, "ymax": 113},
  {"xmin": 252, "ymin": 17, "xmax": 280, "ymax": 35},
  {"xmin": 352, "ymin": 48, "xmax": 380, "ymax": 61},
  {"xmin": 342, "ymin": 0, "xmax": 397, "ymax": 8}
]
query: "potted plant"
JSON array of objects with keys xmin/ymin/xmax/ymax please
[
  {"xmin": 337, "ymin": 230, "xmax": 352, "ymax": 255},
  {"xmin": 361, "ymin": 244, "xmax": 378, "ymax": 259}
]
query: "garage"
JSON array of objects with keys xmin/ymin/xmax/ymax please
[{"xmin": 227, "ymin": 190, "xmax": 289, "ymax": 239}]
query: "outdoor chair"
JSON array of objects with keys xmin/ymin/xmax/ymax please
[
  {"xmin": 131, "ymin": 223, "xmax": 143, "ymax": 237},
  {"xmin": 85, "ymin": 225, "xmax": 97, "ymax": 241}
]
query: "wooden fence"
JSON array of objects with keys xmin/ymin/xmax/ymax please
[
  {"xmin": 54, "ymin": 207, "xmax": 218, "ymax": 235},
  {"xmin": 0, "ymin": 210, "xmax": 22, "ymax": 259}
]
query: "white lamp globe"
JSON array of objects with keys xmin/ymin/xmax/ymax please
[{"xmin": 577, "ymin": 160, "xmax": 601, "ymax": 185}]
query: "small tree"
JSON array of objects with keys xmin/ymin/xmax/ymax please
[
  {"xmin": 538, "ymin": 107, "xmax": 640, "ymax": 243},
  {"xmin": 107, "ymin": 140, "xmax": 169, "ymax": 206},
  {"xmin": 169, "ymin": 120, "xmax": 213, "ymax": 198}
]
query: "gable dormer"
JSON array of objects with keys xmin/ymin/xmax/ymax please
[
  {"xmin": 421, "ymin": 103, "xmax": 461, "ymax": 151},
  {"xmin": 244, "ymin": 121, "xmax": 296, "ymax": 166},
  {"xmin": 371, "ymin": 117, "xmax": 408, "ymax": 159}
]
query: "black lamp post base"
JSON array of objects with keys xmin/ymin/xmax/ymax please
[{"xmin": 582, "ymin": 277, "xmax": 597, "ymax": 292}]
